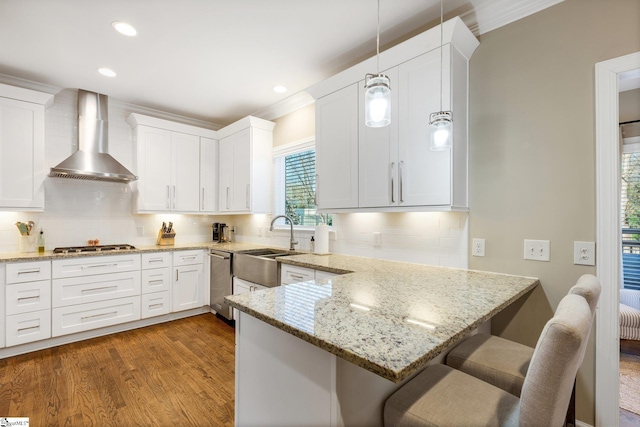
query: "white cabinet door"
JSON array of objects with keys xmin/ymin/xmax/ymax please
[
  {"xmin": 0, "ymin": 96, "xmax": 45, "ymax": 210},
  {"xmin": 315, "ymin": 83, "xmax": 359, "ymax": 210},
  {"xmin": 200, "ymin": 137, "xmax": 218, "ymax": 213},
  {"xmin": 398, "ymin": 48, "xmax": 452, "ymax": 206},
  {"xmin": 173, "ymin": 264, "xmax": 203, "ymax": 312},
  {"xmin": 358, "ymin": 68, "xmax": 399, "ymax": 208},
  {"xmin": 171, "ymin": 131, "xmax": 201, "ymax": 212},
  {"xmin": 218, "ymin": 136, "xmax": 234, "ymax": 212},
  {"xmin": 232, "ymin": 129, "xmax": 251, "ymax": 212},
  {"xmin": 136, "ymin": 126, "xmax": 172, "ymax": 211}
]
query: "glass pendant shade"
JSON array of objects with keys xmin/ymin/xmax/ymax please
[
  {"xmin": 364, "ymin": 74, "xmax": 391, "ymax": 128},
  {"xmin": 429, "ymin": 111, "xmax": 452, "ymax": 150}
]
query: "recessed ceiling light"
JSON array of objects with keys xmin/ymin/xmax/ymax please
[
  {"xmin": 273, "ymin": 85, "xmax": 287, "ymax": 94},
  {"xmin": 98, "ymin": 68, "xmax": 117, "ymax": 77},
  {"xmin": 112, "ymin": 21, "xmax": 137, "ymax": 36}
]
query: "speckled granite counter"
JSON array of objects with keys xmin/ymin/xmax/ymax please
[
  {"xmin": 226, "ymin": 253, "xmax": 539, "ymax": 383},
  {"xmin": 0, "ymin": 241, "xmax": 283, "ymax": 262}
]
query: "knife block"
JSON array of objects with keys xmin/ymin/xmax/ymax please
[{"xmin": 157, "ymin": 228, "xmax": 176, "ymax": 246}]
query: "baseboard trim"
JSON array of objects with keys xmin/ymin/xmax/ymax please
[{"xmin": 576, "ymin": 420, "xmax": 593, "ymax": 427}]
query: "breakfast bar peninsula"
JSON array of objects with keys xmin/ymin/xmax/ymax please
[{"xmin": 226, "ymin": 253, "xmax": 538, "ymax": 427}]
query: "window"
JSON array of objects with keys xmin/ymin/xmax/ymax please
[
  {"xmin": 621, "ymin": 150, "xmax": 640, "ymax": 290},
  {"xmin": 273, "ymin": 140, "xmax": 331, "ymax": 228}
]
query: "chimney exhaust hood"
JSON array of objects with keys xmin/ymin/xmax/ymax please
[{"xmin": 49, "ymin": 89, "xmax": 138, "ymax": 183}]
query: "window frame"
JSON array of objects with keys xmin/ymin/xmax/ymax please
[{"xmin": 272, "ymin": 138, "xmax": 329, "ymax": 232}]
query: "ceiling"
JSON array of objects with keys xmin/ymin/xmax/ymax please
[{"xmin": 0, "ymin": 0, "xmax": 562, "ymax": 128}]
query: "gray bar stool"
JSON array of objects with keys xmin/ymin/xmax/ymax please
[{"xmin": 384, "ymin": 287, "xmax": 597, "ymax": 426}]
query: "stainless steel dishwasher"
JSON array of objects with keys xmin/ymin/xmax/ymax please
[{"xmin": 209, "ymin": 249, "xmax": 233, "ymax": 321}]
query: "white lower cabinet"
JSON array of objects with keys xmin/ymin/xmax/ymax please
[
  {"xmin": 51, "ymin": 254, "xmax": 142, "ymax": 337},
  {"xmin": 141, "ymin": 252, "xmax": 172, "ymax": 318},
  {"xmin": 280, "ymin": 264, "xmax": 337, "ymax": 286},
  {"xmin": 172, "ymin": 251, "xmax": 204, "ymax": 312},
  {"xmin": 0, "ymin": 263, "xmax": 5, "ymax": 348},
  {"xmin": 52, "ymin": 297, "xmax": 141, "ymax": 337},
  {"xmin": 5, "ymin": 260, "xmax": 51, "ymax": 346}
]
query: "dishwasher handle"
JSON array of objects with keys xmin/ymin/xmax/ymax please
[{"xmin": 209, "ymin": 251, "xmax": 231, "ymax": 260}]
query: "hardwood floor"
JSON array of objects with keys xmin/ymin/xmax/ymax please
[
  {"xmin": 0, "ymin": 313, "xmax": 236, "ymax": 426},
  {"xmin": 620, "ymin": 339, "xmax": 640, "ymax": 427}
]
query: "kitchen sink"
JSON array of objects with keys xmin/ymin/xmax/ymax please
[{"xmin": 233, "ymin": 248, "xmax": 301, "ymax": 288}]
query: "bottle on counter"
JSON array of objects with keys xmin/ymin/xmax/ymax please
[
  {"xmin": 37, "ymin": 229, "xmax": 45, "ymax": 253},
  {"xmin": 310, "ymin": 236, "xmax": 315, "ymax": 253}
]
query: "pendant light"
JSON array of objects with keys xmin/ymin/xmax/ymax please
[
  {"xmin": 429, "ymin": 0, "xmax": 452, "ymax": 150},
  {"xmin": 364, "ymin": 0, "xmax": 391, "ymax": 128}
]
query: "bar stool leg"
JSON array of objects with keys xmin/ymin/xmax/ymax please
[{"xmin": 564, "ymin": 379, "xmax": 576, "ymax": 427}]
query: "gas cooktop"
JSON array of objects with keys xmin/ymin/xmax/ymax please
[{"xmin": 52, "ymin": 244, "xmax": 136, "ymax": 254}]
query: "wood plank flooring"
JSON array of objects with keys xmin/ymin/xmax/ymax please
[{"xmin": 0, "ymin": 313, "xmax": 236, "ymax": 426}]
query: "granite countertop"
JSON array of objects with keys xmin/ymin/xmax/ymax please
[
  {"xmin": 226, "ymin": 253, "xmax": 539, "ymax": 383},
  {"xmin": 0, "ymin": 241, "xmax": 281, "ymax": 262}
]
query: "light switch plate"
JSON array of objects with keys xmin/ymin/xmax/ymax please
[
  {"xmin": 524, "ymin": 239, "xmax": 550, "ymax": 262},
  {"xmin": 574, "ymin": 241, "xmax": 596, "ymax": 266},
  {"xmin": 373, "ymin": 232, "xmax": 382, "ymax": 248}
]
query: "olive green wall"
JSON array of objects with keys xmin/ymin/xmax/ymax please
[{"xmin": 468, "ymin": 0, "xmax": 640, "ymax": 423}]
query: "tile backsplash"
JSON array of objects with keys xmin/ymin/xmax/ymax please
[{"xmin": 229, "ymin": 211, "xmax": 469, "ymax": 268}]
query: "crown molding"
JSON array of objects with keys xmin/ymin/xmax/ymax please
[
  {"xmin": 459, "ymin": 0, "xmax": 564, "ymax": 36},
  {"xmin": 251, "ymin": 91, "xmax": 315, "ymax": 122}
]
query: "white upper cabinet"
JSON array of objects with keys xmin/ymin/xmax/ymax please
[
  {"xmin": 217, "ymin": 117, "xmax": 275, "ymax": 214},
  {"xmin": 307, "ymin": 17, "xmax": 478, "ymax": 213},
  {"xmin": 0, "ymin": 84, "xmax": 53, "ymax": 211},
  {"xmin": 315, "ymin": 83, "xmax": 359, "ymax": 210},
  {"xmin": 127, "ymin": 113, "xmax": 218, "ymax": 214},
  {"xmin": 200, "ymin": 137, "xmax": 218, "ymax": 213}
]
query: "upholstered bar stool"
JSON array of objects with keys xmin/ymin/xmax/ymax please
[
  {"xmin": 384, "ymin": 293, "xmax": 594, "ymax": 427},
  {"xmin": 443, "ymin": 274, "xmax": 600, "ymax": 425},
  {"xmin": 445, "ymin": 274, "xmax": 599, "ymax": 395}
]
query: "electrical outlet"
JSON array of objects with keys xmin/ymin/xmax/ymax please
[
  {"xmin": 472, "ymin": 238, "xmax": 485, "ymax": 257},
  {"xmin": 258, "ymin": 226, "xmax": 262, "ymax": 237},
  {"xmin": 136, "ymin": 226, "xmax": 144, "ymax": 236},
  {"xmin": 524, "ymin": 239, "xmax": 550, "ymax": 262},
  {"xmin": 373, "ymin": 232, "xmax": 382, "ymax": 248},
  {"xmin": 574, "ymin": 241, "xmax": 596, "ymax": 266}
]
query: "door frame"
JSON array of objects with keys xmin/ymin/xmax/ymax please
[{"xmin": 595, "ymin": 51, "xmax": 640, "ymax": 427}]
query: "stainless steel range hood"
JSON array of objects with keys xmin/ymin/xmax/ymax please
[{"xmin": 49, "ymin": 89, "xmax": 138, "ymax": 183}]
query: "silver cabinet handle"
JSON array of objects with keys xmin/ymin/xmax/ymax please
[
  {"xmin": 226, "ymin": 187, "xmax": 230, "ymax": 210},
  {"xmin": 390, "ymin": 162, "xmax": 396, "ymax": 203},
  {"xmin": 17, "ymin": 268, "xmax": 41, "ymax": 275},
  {"xmin": 399, "ymin": 161, "xmax": 404, "ymax": 203},
  {"xmin": 172, "ymin": 185, "xmax": 176, "ymax": 209},
  {"xmin": 290, "ymin": 274, "xmax": 305, "ymax": 280},
  {"xmin": 166, "ymin": 185, "xmax": 170, "ymax": 209},
  {"xmin": 176, "ymin": 270, "xmax": 179, "ymax": 281},
  {"xmin": 246, "ymin": 184, "xmax": 250, "ymax": 209},
  {"xmin": 82, "ymin": 263, "xmax": 118, "ymax": 270},
  {"xmin": 202, "ymin": 188, "xmax": 205, "ymax": 210}
]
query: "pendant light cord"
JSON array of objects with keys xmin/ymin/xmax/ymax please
[
  {"xmin": 376, "ymin": 0, "xmax": 381, "ymax": 73},
  {"xmin": 439, "ymin": 0, "xmax": 444, "ymax": 111}
]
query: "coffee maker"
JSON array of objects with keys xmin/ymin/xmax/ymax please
[{"xmin": 212, "ymin": 222, "xmax": 226, "ymax": 243}]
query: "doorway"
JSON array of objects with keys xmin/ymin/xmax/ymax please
[{"xmin": 595, "ymin": 51, "xmax": 640, "ymax": 427}]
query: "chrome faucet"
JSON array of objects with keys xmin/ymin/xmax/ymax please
[{"xmin": 270, "ymin": 215, "xmax": 298, "ymax": 251}]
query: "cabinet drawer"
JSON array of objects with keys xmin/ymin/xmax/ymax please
[
  {"xmin": 173, "ymin": 250, "xmax": 203, "ymax": 267},
  {"xmin": 280, "ymin": 264, "xmax": 315, "ymax": 285},
  {"xmin": 6, "ymin": 260, "xmax": 51, "ymax": 284},
  {"xmin": 52, "ymin": 254, "xmax": 141, "ymax": 279},
  {"xmin": 6, "ymin": 280, "xmax": 51, "ymax": 315},
  {"xmin": 52, "ymin": 271, "xmax": 141, "ymax": 308},
  {"xmin": 141, "ymin": 252, "xmax": 172, "ymax": 270},
  {"xmin": 142, "ymin": 268, "xmax": 171, "ymax": 294},
  {"xmin": 6, "ymin": 309, "xmax": 51, "ymax": 346},
  {"xmin": 52, "ymin": 296, "xmax": 141, "ymax": 337},
  {"xmin": 141, "ymin": 291, "xmax": 171, "ymax": 319}
]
